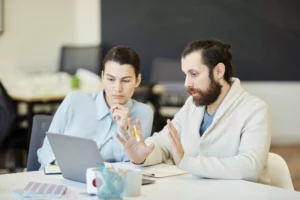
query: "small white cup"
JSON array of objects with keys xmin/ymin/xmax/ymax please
[{"xmin": 123, "ymin": 169, "xmax": 142, "ymax": 197}]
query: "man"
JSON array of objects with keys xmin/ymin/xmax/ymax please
[{"xmin": 116, "ymin": 39, "xmax": 271, "ymax": 184}]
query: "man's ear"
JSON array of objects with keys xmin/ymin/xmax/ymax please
[
  {"xmin": 135, "ymin": 74, "xmax": 142, "ymax": 88},
  {"xmin": 214, "ymin": 63, "xmax": 225, "ymax": 79}
]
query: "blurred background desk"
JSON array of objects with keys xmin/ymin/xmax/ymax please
[
  {"xmin": 1, "ymin": 71, "xmax": 166, "ymax": 147},
  {"xmin": 2, "ymin": 72, "xmax": 102, "ymax": 144}
]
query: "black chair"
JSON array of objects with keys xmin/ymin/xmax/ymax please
[
  {"xmin": 150, "ymin": 58, "xmax": 190, "ymax": 131},
  {"xmin": 151, "ymin": 58, "xmax": 189, "ymax": 107},
  {"xmin": 59, "ymin": 45, "xmax": 102, "ymax": 75},
  {"xmin": 0, "ymin": 81, "xmax": 27, "ymax": 171},
  {"xmin": 132, "ymin": 83, "xmax": 155, "ymax": 103},
  {"xmin": 0, "ymin": 82, "xmax": 17, "ymax": 147},
  {"xmin": 132, "ymin": 83, "xmax": 166, "ymax": 133},
  {"xmin": 26, "ymin": 115, "xmax": 53, "ymax": 171}
]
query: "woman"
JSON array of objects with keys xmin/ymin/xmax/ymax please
[{"xmin": 37, "ymin": 46, "xmax": 154, "ymax": 170}]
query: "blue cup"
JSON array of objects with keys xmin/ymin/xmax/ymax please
[{"xmin": 94, "ymin": 168, "xmax": 126, "ymax": 200}]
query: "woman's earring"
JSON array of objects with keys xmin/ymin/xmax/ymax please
[{"xmin": 101, "ymin": 71, "xmax": 104, "ymax": 81}]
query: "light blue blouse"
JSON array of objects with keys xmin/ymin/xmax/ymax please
[{"xmin": 37, "ymin": 90, "xmax": 154, "ymax": 170}]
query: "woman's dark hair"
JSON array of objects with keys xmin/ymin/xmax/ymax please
[
  {"xmin": 181, "ymin": 39, "xmax": 233, "ymax": 84},
  {"xmin": 103, "ymin": 46, "xmax": 140, "ymax": 77}
]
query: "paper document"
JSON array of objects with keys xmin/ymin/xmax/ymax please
[
  {"xmin": 23, "ymin": 182, "xmax": 67, "ymax": 197},
  {"xmin": 140, "ymin": 164, "xmax": 188, "ymax": 178},
  {"xmin": 110, "ymin": 162, "xmax": 188, "ymax": 178},
  {"xmin": 12, "ymin": 182, "xmax": 68, "ymax": 200},
  {"xmin": 44, "ymin": 165, "xmax": 61, "ymax": 175}
]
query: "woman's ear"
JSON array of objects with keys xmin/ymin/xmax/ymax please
[{"xmin": 135, "ymin": 74, "xmax": 142, "ymax": 88}]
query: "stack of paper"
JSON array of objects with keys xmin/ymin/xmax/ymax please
[{"xmin": 13, "ymin": 182, "xmax": 67, "ymax": 200}]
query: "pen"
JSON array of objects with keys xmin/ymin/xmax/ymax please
[
  {"xmin": 142, "ymin": 172, "xmax": 155, "ymax": 177},
  {"xmin": 133, "ymin": 125, "xmax": 140, "ymax": 142}
]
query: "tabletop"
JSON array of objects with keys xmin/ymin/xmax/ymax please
[{"xmin": 0, "ymin": 171, "xmax": 300, "ymax": 200}]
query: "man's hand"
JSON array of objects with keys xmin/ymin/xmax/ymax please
[
  {"xmin": 111, "ymin": 104, "xmax": 129, "ymax": 132},
  {"xmin": 116, "ymin": 118, "xmax": 155, "ymax": 164},
  {"xmin": 167, "ymin": 119, "xmax": 184, "ymax": 165}
]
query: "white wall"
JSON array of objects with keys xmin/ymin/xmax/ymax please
[
  {"xmin": 241, "ymin": 82, "xmax": 300, "ymax": 145},
  {"xmin": 75, "ymin": 0, "xmax": 100, "ymax": 44},
  {"xmin": 0, "ymin": 0, "xmax": 100, "ymax": 73},
  {"xmin": 0, "ymin": 0, "xmax": 299, "ymax": 145}
]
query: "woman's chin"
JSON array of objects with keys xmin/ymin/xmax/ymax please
[{"xmin": 112, "ymin": 99, "xmax": 125, "ymax": 105}]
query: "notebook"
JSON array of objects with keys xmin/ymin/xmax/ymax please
[
  {"xmin": 140, "ymin": 164, "xmax": 188, "ymax": 178},
  {"xmin": 12, "ymin": 182, "xmax": 67, "ymax": 200},
  {"xmin": 111, "ymin": 162, "xmax": 188, "ymax": 178},
  {"xmin": 44, "ymin": 165, "xmax": 62, "ymax": 175}
]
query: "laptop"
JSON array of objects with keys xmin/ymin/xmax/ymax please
[{"xmin": 46, "ymin": 132, "xmax": 155, "ymax": 185}]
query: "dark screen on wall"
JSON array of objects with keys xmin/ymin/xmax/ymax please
[{"xmin": 102, "ymin": 0, "xmax": 300, "ymax": 81}]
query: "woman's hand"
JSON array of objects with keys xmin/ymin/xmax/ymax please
[{"xmin": 111, "ymin": 104, "xmax": 129, "ymax": 132}]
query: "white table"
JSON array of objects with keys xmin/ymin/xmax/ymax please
[{"xmin": 0, "ymin": 171, "xmax": 300, "ymax": 200}]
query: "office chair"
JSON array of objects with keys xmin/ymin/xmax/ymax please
[
  {"xmin": 27, "ymin": 115, "xmax": 53, "ymax": 171},
  {"xmin": 268, "ymin": 152, "xmax": 294, "ymax": 190},
  {"xmin": 132, "ymin": 83, "xmax": 155, "ymax": 103},
  {"xmin": 0, "ymin": 82, "xmax": 17, "ymax": 147},
  {"xmin": 151, "ymin": 58, "xmax": 188, "ymax": 123},
  {"xmin": 0, "ymin": 81, "xmax": 27, "ymax": 171},
  {"xmin": 59, "ymin": 45, "xmax": 102, "ymax": 75},
  {"xmin": 151, "ymin": 58, "xmax": 188, "ymax": 107}
]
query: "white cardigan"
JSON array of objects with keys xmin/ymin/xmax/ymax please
[{"xmin": 144, "ymin": 78, "xmax": 271, "ymax": 184}]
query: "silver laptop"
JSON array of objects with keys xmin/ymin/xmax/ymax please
[
  {"xmin": 46, "ymin": 132, "xmax": 103, "ymax": 183},
  {"xmin": 46, "ymin": 132, "xmax": 155, "ymax": 185}
]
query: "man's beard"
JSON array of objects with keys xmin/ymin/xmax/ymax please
[{"xmin": 187, "ymin": 78, "xmax": 222, "ymax": 106}]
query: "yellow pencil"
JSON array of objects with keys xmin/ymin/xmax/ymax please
[{"xmin": 133, "ymin": 125, "xmax": 140, "ymax": 142}]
